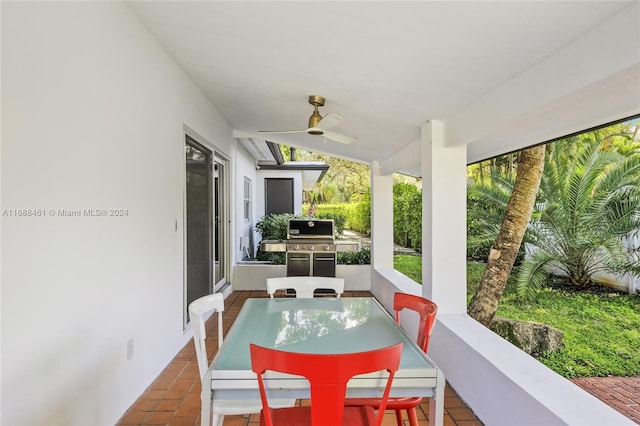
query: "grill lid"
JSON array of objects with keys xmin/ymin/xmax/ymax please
[{"xmin": 287, "ymin": 219, "xmax": 334, "ymax": 239}]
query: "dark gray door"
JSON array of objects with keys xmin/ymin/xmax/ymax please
[{"xmin": 265, "ymin": 178, "xmax": 294, "ymax": 215}]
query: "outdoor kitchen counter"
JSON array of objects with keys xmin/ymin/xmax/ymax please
[{"xmin": 260, "ymin": 240, "xmax": 360, "ymax": 252}]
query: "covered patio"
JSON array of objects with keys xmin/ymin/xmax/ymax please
[
  {"xmin": 2, "ymin": 2, "xmax": 639, "ymax": 425},
  {"xmin": 116, "ymin": 291, "xmax": 483, "ymax": 426}
]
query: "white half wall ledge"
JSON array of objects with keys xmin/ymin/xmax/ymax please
[
  {"xmin": 430, "ymin": 314, "xmax": 635, "ymax": 426},
  {"xmin": 232, "ymin": 264, "xmax": 372, "ymax": 291},
  {"xmin": 368, "ymin": 268, "xmax": 634, "ymax": 426}
]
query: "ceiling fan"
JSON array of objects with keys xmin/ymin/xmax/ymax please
[{"xmin": 259, "ymin": 95, "xmax": 357, "ymax": 144}]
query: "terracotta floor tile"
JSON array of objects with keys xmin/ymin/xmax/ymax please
[
  {"xmin": 170, "ymin": 379, "xmax": 197, "ymax": 392},
  {"xmin": 155, "ymin": 399, "xmax": 183, "ymax": 412},
  {"xmin": 140, "ymin": 389, "xmax": 167, "ymax": 400},
  {"xmin": 118, "ymin": 411, "xmax": 148, "ymax": 425},
  {"xmin": 444, "ymin": 396, "xmax": 467, "ymax": 409},
  {"xmin": 448, "ymin": 407, "xmax": 478, "ymax": 421},
  {"xmin": 116, "ymin": 292, "xmax": 486, "ymax": 426},
  {"xmin": 444, "ymin": 386, "xmax": 457, "ymax": 397},
  {"xmin": 413, "ymin": 403, "xmax": 428, "ymax": 420},
  {"xmin": 443, "ymin": 413, "xmax": 457, "ymax": 426},
  {"xmin": 149, "ymin": 379, "xmax": 174, "ymax": 391},
  {"xmin": 169, "ymin": 416, "xmax": 198, "ymax": 426},
  {"xmin": 145, "ymin": 411, "xmax": 175, "ymax": 425},
  {"xmin": 164, "ymin": 389, "xmax": 189, "ymax": 400},
  {"xmin": 175, "ymin": 403, "xmax": 201, "ymax": 418},
  {"xmin": 222, "ymin": 415, "xmax": 250, "ymax": 426},
  {"xmin": 182, "ymin": 393, "xmax": 201, "ymax": 406}
]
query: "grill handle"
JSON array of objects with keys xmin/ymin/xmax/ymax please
[{"xmin": 288, "ymin": 256, "xmax": 310, "ymax": 261}]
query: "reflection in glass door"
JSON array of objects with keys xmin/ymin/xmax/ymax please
[{"xmin": 185, "ymin": 137, "xmax": 212, "ymax": 323}]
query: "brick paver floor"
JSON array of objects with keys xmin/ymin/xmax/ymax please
[
  {"xmin": 116, "ymin": 289, "xmax": 640, "ymax": 425},
  {"xmin": 117, "ymin": 291, "xmax": 483, "ymax": 426},
  {"xmin": 572, "ymin": 376, "xmax": 640, "ymax": 424}
]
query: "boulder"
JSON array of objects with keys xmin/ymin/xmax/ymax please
[{"xmin": 490, "ymin": 317, "xmax": 565, "ymax": 357}]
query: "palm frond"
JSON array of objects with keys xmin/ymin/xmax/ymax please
[{"xmin": 517, "ymin": 250, "xmax": 556, "ymax": 299}]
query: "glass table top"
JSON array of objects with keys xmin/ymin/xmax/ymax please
[{"xmin": 213, "ymin": 297, "xmax": 435, "ymax": 374}]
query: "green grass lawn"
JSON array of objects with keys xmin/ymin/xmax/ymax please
[{"xmin": 394, "ymin": 255, "xmax": 640, "ymax": 378}]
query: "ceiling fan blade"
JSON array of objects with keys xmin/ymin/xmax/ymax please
[
  {"xmin": 324, "ymin": 130, "xmax": 357, "ymax": 144},
  {"xmin": 316, "ymin": 113, "xmax": 343, "ymax": 131},
  {"xmin": 258, "ymin": 129, "xmax": 308, "ymax": 135}
]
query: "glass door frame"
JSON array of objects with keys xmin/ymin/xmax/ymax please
[
  {"xmin": 183, "ymin": 127, "xmax": 231, "ymax": 328},
  {"xmin": 212, "ymin": 154, "xmax": 230, "ymax": 293}
]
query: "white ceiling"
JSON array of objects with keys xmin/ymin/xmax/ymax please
[{"xmin": 128, "ymin": 1, "xmax": 640, "ymax": 175}]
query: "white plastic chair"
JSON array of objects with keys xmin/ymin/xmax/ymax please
[
  {"xmin": 266, "ymin": 276, "xmax": 345, "ymax": 298},
  {"xmin": 188, "ymin": 294, "xmax": 295, "ymax": 426}
]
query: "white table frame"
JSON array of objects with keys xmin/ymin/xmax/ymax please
[{"xmin": 202, "ymin": 297, "xmax": 444, "ymax": 426}]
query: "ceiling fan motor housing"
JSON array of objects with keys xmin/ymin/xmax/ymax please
[
  {"xmin": 308, "ymin": 95, "xmax": 325, "ymax": 107},
  {"xmin": 307, "ymin": 95, "xmax": 325, "ymax": 134},
  {"xmin": 307, "ymin": 111, "xmax": 323, "ymax": 133}
]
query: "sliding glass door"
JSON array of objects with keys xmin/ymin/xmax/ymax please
[
  {"xmin": 185, "ymin": 138, "xmax": 212, "ymax": 321},
  {"xmin": 184, "ymin": 135, "xmax": 229, "ymax": 325}
]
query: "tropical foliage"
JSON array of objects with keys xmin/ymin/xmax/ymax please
[
  {"xmin": 468, "ymin": 122, "xmax": 640, "ymax": 299},
  {"xmin": 520, "ymin": 135, "xmax": 640, "ymax": 297},
  {"xmin": 393, "ymin": 183, "xmax": 422, "ymax": 251},
  {"xmin": 467, "ymin": 173, "xmax": 521, "ymax": 262},
  {"xmin": 461, "ymin": 260, "xmax": 640, "ymax": 378},
  {"xmin": 349, "ymin": 189, "xmax": 371, "ymax": 235},
  {"xmin": 281, "ymin": 146, "xmax": 371, "ymax": 204},
  {"xmin": 394, "ymin": 258, "xmax": 640, "ymax": 378},
  {"xmin": 254, "ymin": 213, "xmax": 300, "ymax": 241}
]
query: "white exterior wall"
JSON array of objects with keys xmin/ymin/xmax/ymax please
[
  {"xmin": 1, "ymin": 2, "xmax": 233, "ymax": 425},
  {"xmin": 234, "ymin": 143, "xmax": 259, "ymax": 262}
]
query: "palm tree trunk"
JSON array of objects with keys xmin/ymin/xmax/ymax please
[{"xmin": 468, "ymin": 145, "xmax": 546, "ymax": 326}]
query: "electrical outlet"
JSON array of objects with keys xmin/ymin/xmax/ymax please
[{"xmin": 127, "ymin": 339, "xmax": 134, "ymax": 360}]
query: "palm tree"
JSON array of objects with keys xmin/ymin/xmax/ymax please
[
  {"xmin": 468, "ymin": 145, "xmax": 546, "ymax": 326},
  {"xmin": 467, "ymin": 121, "xmax": 640, "ymax": 302},
  {"xmin": 519, "ymin": 135, "xmax": 640, "ymax": 298}
]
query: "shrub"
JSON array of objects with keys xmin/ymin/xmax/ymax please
[
  {"xmin": 466, "ymin": 194, "xmax": 494, "ymax": 261},
  {"xmin": 393, "ymin": 183, "xmax": 422, "ymax": 251},
  {"xmin": 255, "ymin": 213, "xmax": 302, "ymax": 264},
  {"xmin": 337, "ymin": 249, "xmax": 371, "ymax": 265},
  {"xmin": 254, "ymin": 213, "xmax": 299, "ymax": 241},
  {"xmin": 315, "ymin": 211, "xmax": 346, "ymax": 235},
  {"xmin": 349, "ymin": 190, "xmax": 371, "ymax": 234}
]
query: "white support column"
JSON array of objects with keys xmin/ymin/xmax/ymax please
[
  {"xmin": 421, "ymin": 121, "xmax": 467, "ymax": 314},
  {"xmin": 371, "ymin": 161, "xmax": 394, "ymax": 269}
]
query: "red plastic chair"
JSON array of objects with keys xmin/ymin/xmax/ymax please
[
  {"xmin": 249, "ymin": 342, "xmax": 403, "ymax": 426},
  {"xmin": 346, "ymin": 293, "xmax": 438, "ymax": 426}
]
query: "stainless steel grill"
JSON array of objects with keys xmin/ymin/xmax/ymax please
[
  {"xmin": 259, "ymin": 218, "xmax": 360, "ymax": 278},
  {"xmin": 286, "ymin": 219, "xmax": 337, "ymax": 277}
]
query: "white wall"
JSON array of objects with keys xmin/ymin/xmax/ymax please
[
  {"xmin": 1, "ymin": 2, "xmax": 233, "ymax": 425},
  {"xmin": 233, "ymin": 143, "xmax": 259, "ymax": 262},
  {"xmin": 233, "ymin": 264, "xmax": 371, "ymax": 291}
]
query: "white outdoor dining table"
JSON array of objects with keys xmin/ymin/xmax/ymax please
[{"xmin": 202, "ymin": 296, "xmax": 445, "ymax": 426}]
